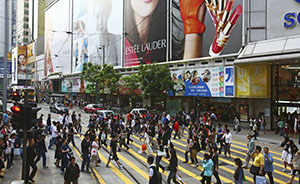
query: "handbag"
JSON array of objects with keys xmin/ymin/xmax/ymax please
[
  {"xmin": 250, "ymin": 165, "xmax": 260, "ymax": 175},
  {"xmin": 14, "ymin": 148, "xmax": 21, "ymax": 156},
  {"xmin": 256, "ymin": 176, "xmax": 267, "ymax": 184},
  {"xmin": 238, "ymin": 126, "xmax": 241, "ymax": 132}
]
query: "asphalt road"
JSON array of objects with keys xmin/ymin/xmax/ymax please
[{"xmin": 1, "ymin": 103, "xmax": 295, "ymax": 184}]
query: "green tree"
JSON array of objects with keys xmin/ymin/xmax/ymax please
[
  {"xmin": 81, "ymin": 63, "xmax": 121, "ymax": 103},
  {"xmin": 138, "ymin": 63, "xmax": 174, "ymax": 103}
]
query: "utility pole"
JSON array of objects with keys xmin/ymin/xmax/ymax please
[
  {"xmin": 102, "ymin": 45, "xmax": 105, "ymax": 65},
  {"xmin": 2, "ymin": 0, "xmax": 9, "ymax": 112},
  {"xmin": 21, "ymin": 91, "xmax": 28, "ymax": 180}
]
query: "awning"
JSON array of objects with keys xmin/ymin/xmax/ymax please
[{"xmin": 236, "ymin": 35, "xmax": 300, "ymax": 64}]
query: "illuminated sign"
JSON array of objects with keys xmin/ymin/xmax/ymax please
[{"xmin": 284, "ymin": 0, "xmax": 300, "ymax": 28}]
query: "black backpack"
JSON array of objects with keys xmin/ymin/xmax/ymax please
[{"xmin": 150, "ymin": 166, "xmax": 162, "ymax": 184}]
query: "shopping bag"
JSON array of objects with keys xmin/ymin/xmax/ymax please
[
  {"xmin": 256, "ymin": 176, "xmax": 266, "ymax": 184},
  {"xmin": 14, "ymin": 148, "xmax": 21, "ymax": 156},
  {"xmin": 142, "ymin": 144, "xmax": 147, "ymax": 151}
]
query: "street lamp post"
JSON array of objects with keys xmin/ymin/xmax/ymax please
[{"xmin": 2, "ymin": 0, "xmax": 9, "ymax": 112}]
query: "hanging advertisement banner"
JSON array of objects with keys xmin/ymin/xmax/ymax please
[
  {"xmin": 72, "ymin": 0, "xmax": 123, "ymax": 72},
  {"xmin": 170, "ymin": 66, "xmax": 225, "ymax": 97},
  {"xmin": 236, "ymin": 64, "xmax": 270, "ymax": 98},
  {"xmin": 11, "ymin": 47, "xmax": 18, "ymax": 84},
  {"xmin": 61, "ymin": 77, "xmax": 83, "ymax": 93},
  {"xmin": 13, "ymin": 46, "xmax": 27, "ymax": 80},
  {"xmin": 45, "ymin": 0, "xmax": 71, "ymax": 76},
  {"xmin": 171, "ymin": 0, "xmax": 243, "ymax": 60},
  {"xmin": 124, "ymin": 0, "xmax": 167, "ymax": 67},
  {"xmin": 224, "ymin": 66, "xmax": 235, "ymax": 97}
]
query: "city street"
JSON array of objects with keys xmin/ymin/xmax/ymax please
[{"xmin": 0, "ymin": 103, "xmax": 296, "ymax": 184}]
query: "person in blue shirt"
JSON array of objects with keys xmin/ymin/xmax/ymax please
[
  {"xmin": 2, "ymin": 111, "xmax": 9, "ymax": 126},
  {"xmin": 201, "ymin": 153, "xmax": 214, "ymax": 184},
  {"xmin": 234, "ymin": 158, "xmax": 244, "ymax": 184},
  {"xmin": 263, "ymin": 147, "xmax": 274, "ymax": 184}
]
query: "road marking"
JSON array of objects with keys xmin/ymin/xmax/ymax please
[
  {"xmin": 70, "ymin": 144, "xmax": 106, "ymax": 184},
  {"xmin": 77, "ymin": 134, "xmax": 134, "ymax": 184},
  {"xmin": 131, "ymin": 135, "xmax": 233, "ymax": 183},
  {"xmin": 171, "ymin": 137, "xmax": 295, "ymax": 182}
]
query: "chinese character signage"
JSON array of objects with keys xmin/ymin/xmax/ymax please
[{"xmin": 224, "ymin": 66, "xmax": 235, "ymax": 97}]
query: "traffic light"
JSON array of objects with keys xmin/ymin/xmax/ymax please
[
  {"xmin": 12, "ymin": 92, "xmax": 20, "ymax": 101},
  {"xmin": 10, "ymin": 104, "xmax": 23, "ymax": 130},
  {"xmin": 24, "ymin": 106, "xmax": 41, "ymax": 130}
]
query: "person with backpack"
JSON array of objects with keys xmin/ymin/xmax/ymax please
[
  {"xmin": 147, "ymin": 156, "xmax": 162, "ymax": 184},
  {"xmin": 234, "ymin": 158, "xmax": 244, "ymax": 184}
]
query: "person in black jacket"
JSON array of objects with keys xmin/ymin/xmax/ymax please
[
  {"xmin": 81, "ymin": 134, "xmax": 91, "ymax": 172},
  {"xmin": 34, "ymin": 134, "xmax": 48, "ymax": 168},
  {"xmin": 167, "ymin": 149, "xmax": 180, "ymax": 184},
  {"xmin": 25, "ymin": 138, "xmax": 37, "ymax": 183},
  {"xmin": 211, "ymin": 147, "xmax": 221, "ymax": 184},
  {"xmin": 46, "ymin": 114, "xmax": 51, "ymax": 135},
  {"xmin": 65, "ymin": 157, "xmax": 80, "ymax": 184}
]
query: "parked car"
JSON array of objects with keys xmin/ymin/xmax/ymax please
[
  {"xmin": 50, "ymin": 103, "xmax": 69, "ymax": 114},
  {"xmin": 130, "ymin": 108, "xmax": 148, "ymax": 118},
  {"xmin": 83, "ymin": 104, "xmax": 104, "ymax": 113},
  {"xmin": 96, "ymin": 110, "xmax": 118, "ymax": 119}
]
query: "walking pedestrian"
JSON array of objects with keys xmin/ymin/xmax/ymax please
[
  {"xmin": 233, "ymin": 116, "xmax": 240, "ymax": 134},
  {"xmin": 243, "ymin": 134, "xmax": 255, "ymax": 169},
  {"xmin": 91, "ymin": 137, "xmax": 100, "ymax": 167},
  {"xmin": 211, "ymin": 147, "xmax": 221, "ymax": 184},
  {"xmin": 81, "ymin": 134, "xmax": 91, "ymax": 172},
  {"xmin": 287, "ymin": 147, "xmax": 300, "ymax": 184},
  {"xmin": 55, "ymin": 136, "xmax": 63, "ymax": 168},
  {"xmin": 64, "ymin": 157, "xmax": 80, "ymax": 184},
  {"xmin": 222, "ymin": 129, "xmax": 232, "ymax": 158},
  {"xmin": 49, "ymin": 122, "xmax": 59, "ymax": 149},
  {"xmin": 147, "ymin": 156, "xmax": 160, "ymax": 184},
  {"xmin": 250, "ymin": 145, "xmax": 265, "ymax": 183},
  {"xmin": 263, "ymin": 147, "xmax": 274, "ymax": 184},
  {"xmin": 35, "ymin": 134, "xmax": 48, "ymax": 168},
  {"xmin": 233, "ymin": 158, "xmax": 244, "ymax": 184},
  {"xmin": 279, "ymin": 118, "xmax": 284, "ymax": 137},
  {"xmin": 77, "ymin": 114, "xmax": 83, "ymax": 134},
  {"xmin": 46, "ymin": 114, "xmax": 51, "ymax": 135},
  {"xmin": 201, "ymin": 153, "xmax": 214, "ymax": 184},
  {"xmin": 167, "ymin": 149, "xmax": 180, "ymax": 184},
  {"xmin": 106, "ymin": 134, "xmax": 122, "ymax": 168},
  {"xmin": 61, "ymin": 135, "xmax": 72, "ymax": 175},
  {"xmin": 25, "ymin": 138, "xmax": 37, "ymax": 183},
  {"xmin": 191, "ymin": 136, "xmax": 200, "ymax": 167},
  {"xmin": 156, "ymin": 144, "xmax": 166, "ymax": 172}
]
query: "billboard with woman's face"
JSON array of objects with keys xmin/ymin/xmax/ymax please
[
  {"xmin": 124, "ymin": 0, "xmax": 167, "ymax": 67},
  {"xmin": 73, "ymin": 0, "xmax": 123, "ymax": 72}
]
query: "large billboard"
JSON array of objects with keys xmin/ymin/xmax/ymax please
[
  {"xmin": 11, "ymin": 46, "xmax": 27, "ymax": 82},
  {"xmin": 73, "ymin": 0, "xmax": 123, "ymax": 72},
  {"xmin": 170, "ymin": 66, "xmax": 226, "ymax": 97},
  {"xmin": 61, "ymin": 77, "xmax": 83, "ymax": 93},
  {"xmin": 45, "ymin": 0, "xmax": 71, "ymax": 76},
  {"xmin": 124, "ymin": 0, "xmax": 167, "ymax": 67},
  {"xmin": 236, "ymin": 64, "xmax": 270, "ymax": 98},
  {"xmin": 171, "ymin": 0, "xmax": 243, "ymax": 60}
]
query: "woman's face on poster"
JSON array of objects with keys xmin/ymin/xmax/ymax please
[
  {"xmin": 130, "ymin": 0, "xmax": 159, "ymax": 18},
  {"xmin": 18, "ymin": 55, "xmax": 26, "ymax": 65}
]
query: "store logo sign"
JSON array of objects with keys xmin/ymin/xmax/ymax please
[{"xmin": 284, "ymin": 1, "xmax": 300, "ymax": 28}]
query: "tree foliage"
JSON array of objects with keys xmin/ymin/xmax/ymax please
[
  {"xmin": 122, "ymin": 74, "xmax": 140, "ymax": 95},
  {"xmin": 138, "ymin": 64, "xmax": 174, "ymax": 98},
  {"xmin": 81, "ymin": 63, "xmax": 121, "ymax": 96}
]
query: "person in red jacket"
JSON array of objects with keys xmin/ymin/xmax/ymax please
[{"xmin": 173, "ymin": 121, "xmax": 180, "ymax": 140}]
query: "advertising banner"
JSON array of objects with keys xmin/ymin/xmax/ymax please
[
  {"xmin": 171, "ymin": 66, "xmax": 225, "ymax": 97},
  {"xmin": 45, "ymin": 0, "xmax": 71, "ymax": 76},
  {"xmin": 224, "ymin": 66, "xmax": 235, "ymax": 97},
  {"xmin": 15, "ymin": 46, "xmax": 27, "ymax": 80},
  {"xmin": 236, "ymin": 64, "xmax": 270, "ymax": 98},
  {"xmin": 11, "ymin": 47, "xmax": 18, "ymax": 84},
  {"xmin": 73, "ymin": 0, "xmax": 123, "ymax": 72},
  {"xmin": 124, "ymin": 0, "xmax": 167, "ymax": 67},
  {"xmin": 171, "ymin": 0, "xmax": 243, "ymax": 60},
  {"xmin": 62, "ymin": 78, "xmax": 82, "ymax": 93}
]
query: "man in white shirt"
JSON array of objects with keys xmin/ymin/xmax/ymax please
[
  {"xmin": 59, "ymin": 113, "xmax": 64, "ymax": 125},
  {"xmin": 48, "ymin": 122, "xmax": 59, "ymax": 149},
  {"xmin": 222, "ymin": 128, "xmax": 232, "ymax": 158},
  {"xmin": 147, "ymin": 156, "xmax": 158, "ymax": 184}
]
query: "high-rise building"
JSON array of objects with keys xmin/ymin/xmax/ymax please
[{"xmin": 16, "ymin": 0, "xmax": 31, "ymax": 45}]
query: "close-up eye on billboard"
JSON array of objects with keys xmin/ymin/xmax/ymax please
[
  {"xmin": 124, "ymin": 0, "xmax": 167, "ymax": 67},
  {"xmin": 171, "ymin": 0, "xmax": 243, "ymax": 60}
]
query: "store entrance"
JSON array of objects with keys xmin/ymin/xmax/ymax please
[{"xmin": 275, "ymin": 103, "xmax": 300, "ymax": 127}]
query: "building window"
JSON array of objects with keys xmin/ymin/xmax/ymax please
[
  {"xmin": 24, "ymin": 24, "xmax": 28, "ymax": 28},
  {"xmin": 24, "ymin": 31, "xmax": 29, "ymax": 35},
  {"xmin": 24, "ymin": 3, "xmax": 29, "ymax": 8},
  {"xmin": 24, "ymin": 17, "xmax": 28, "ymax": 22},
  {"xmin": 24, "ymin": 38, "xmax": 28, "ymax": 43},
  {"xmin": 24, "ymin": 10, "xmax": 29, "ymax": 15}
]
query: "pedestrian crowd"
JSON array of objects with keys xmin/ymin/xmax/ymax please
[{"xmin": 0, "ymin": 106, "xmax": 299, "ymax": 184}]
